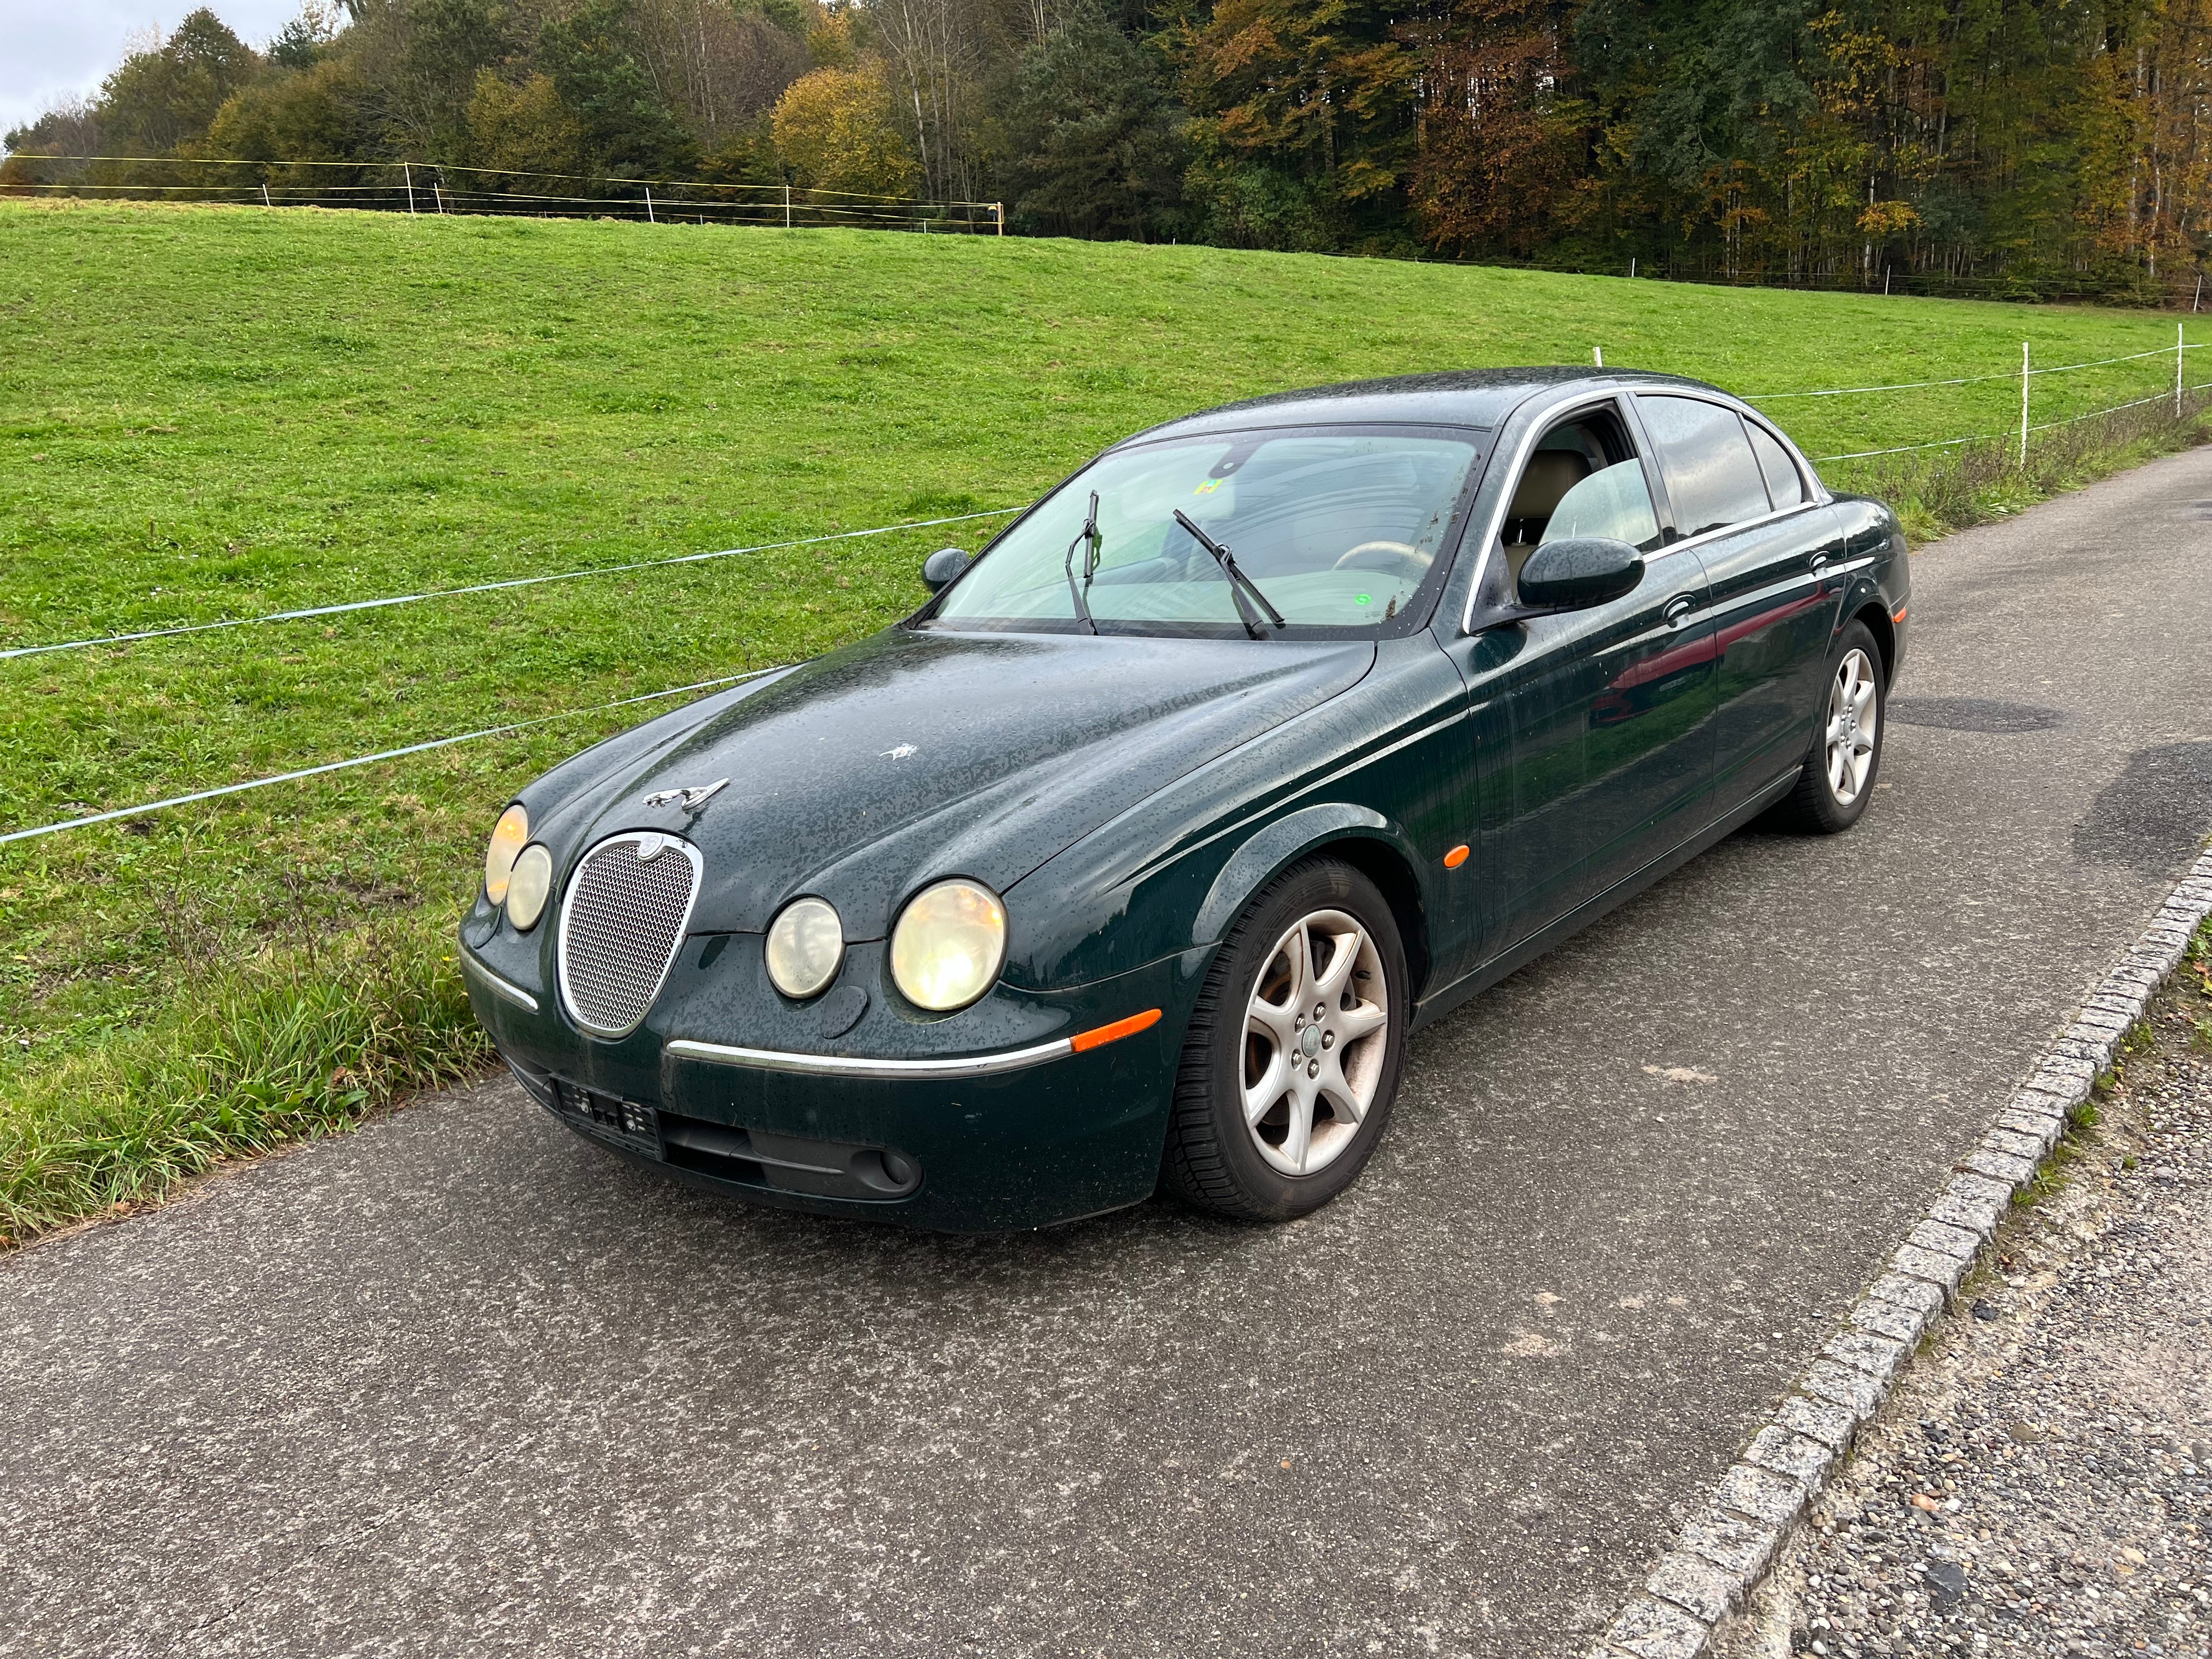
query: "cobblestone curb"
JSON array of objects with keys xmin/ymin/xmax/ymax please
[{"xmin": 1584, "ymin": 845, "xmax": 2212, "ymax": 1659}]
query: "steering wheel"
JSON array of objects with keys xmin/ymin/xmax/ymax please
[{"xmin": 1333, "ymin": 540, "xmax": 1427, "ymax": 579}]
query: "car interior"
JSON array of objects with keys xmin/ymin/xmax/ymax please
[{"xmin": 1499, "ymin": 407, "xmax": 1662, "ymax": 583}]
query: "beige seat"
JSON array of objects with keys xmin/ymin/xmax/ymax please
[{"xmin": 1502, "ymin": 451, "xmax": 1592, "ymax": 582}]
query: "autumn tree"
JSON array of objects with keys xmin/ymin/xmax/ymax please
[{"xmin": 772, "ymin": 63, "xmax": 922, "ymax": 195}]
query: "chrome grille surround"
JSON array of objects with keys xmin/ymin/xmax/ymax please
[{"xmin": 556, "ymin": 832, "xmax": 704, "ymax": 1039}]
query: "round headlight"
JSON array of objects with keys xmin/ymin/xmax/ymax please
[
  {"xmin": 483, "ymin": 804, "xmax": 528, "ymax": 904},
  {"xmin": 765, "ymin": 896, "xmax": 844, "ymax": 999},
  {"xmin": 889, "ymin": 879, "xmax": 1006, "ymax": 1012},
  {"xmin": 506, "ymin": 844, "xmax": 554, "ymax": 931}
]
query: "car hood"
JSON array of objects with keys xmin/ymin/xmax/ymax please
[{"xmin": 546, "ymin": 626, "xmax": 1375, "ymax": 940}]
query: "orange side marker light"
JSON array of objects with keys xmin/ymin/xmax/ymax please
[
  {"xmin": 1443, "ymin": 844, "xmax": 1471, "ymax": 869},
  {"xmin": 1892, "ymin": 606, "xmax": 1908, "ymax": 624},
  {"xmin": 1070, "ymin": 1007, "xmax": 1163, "ymax": 1053}
]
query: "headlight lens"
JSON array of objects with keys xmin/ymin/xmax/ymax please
[
  {"xmin": 765, "ymin": 896, "xmax": 844, "ymax": 999},
  {"xmin": 483, "ymin": 804, "xmax": 528, "ymax": 904},
  {"xmin": 889, "ymin": 879, "xmax": 1006, "ymax": 1011},
  {"xmin": 506, "ymin": 844, "xmax": 554, "ymax": 931}
]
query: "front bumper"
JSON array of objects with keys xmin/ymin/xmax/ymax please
[{"xmin": 460, "ymin": 928, "xmax": 1209, "ymax": 1232}]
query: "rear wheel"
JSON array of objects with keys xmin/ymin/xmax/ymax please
[
  {"xmin": 1161, "ymin": 859, "xmax": 1408, "ymax": 1222},
  {"xmin": 1771, "ymin": 619, "xmax": 1886, "ymax": 833}
]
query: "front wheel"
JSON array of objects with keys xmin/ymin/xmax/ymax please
[
  {"xmin": 1771, "ymin": 620, "xmax": 1886, "ymax": 833},
  {"xmin": 1160, "ymin": 859, "xmax": 1409, "ymax": 1222}
]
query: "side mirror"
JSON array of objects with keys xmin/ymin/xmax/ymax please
[
  {"xmin": 920, "ymin": 546, "xmax": 972, "ymax": 594},
  {"xmin": 1516, "ymin": 537, "xmax": 1644, "ymax": 612}
]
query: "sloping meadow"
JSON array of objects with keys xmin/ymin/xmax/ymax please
[{"xmin": 2, "ymin": 200, "xmax": 2203, "ymax": 1241}]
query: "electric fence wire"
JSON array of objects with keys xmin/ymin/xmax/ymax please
[
  {"xmin": 5, "ymin": 340, "xmax": 2204, "ymax": 842},
  {"xmin": 1747, "ymin": 341, "xmax": 2200, "ymax": 401},
  {"xmin": 0, "ymin": 666, "xmax": 788, "ymax": 846},
  {"xmin": 0, "ymin": 507, "xmax": 1021, "ymax": 662},
  {"xmin": 1805, "ymin": 347, "xmax": 2203, "ymax": 458}
]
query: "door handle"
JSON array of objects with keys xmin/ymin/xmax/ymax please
[
  {"xmin": 1663, "ymin": 594, "xmax": 1699, "ymax": 629},
  {"xmin": 1809, "ymin": 551, "xmax": 1832, "ymax": 576}
]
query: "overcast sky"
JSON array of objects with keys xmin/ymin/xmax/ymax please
[{"xmin": 0, "ymin": 0, "xmax": 301, "ymax": 143}]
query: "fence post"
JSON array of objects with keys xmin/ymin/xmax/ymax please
[
  {"xmin": 2179, "ymin": 323, "xmax": 2186, "ymax": 417},
  {"xmin": 2018, "ymin": 341, "xmax": 2029, "ymax": 468},
  {"xmin": 645, "ymin": 186, "xmax": 654, "ymax": 224},
  {"xmin": 261, "ymin": 183, "xmax": 272, "ymax": 210},
  {"xmin": 1629, "ymin": 257, "xmax": 1636, "ymax": 279},
  {"xmin": 783, "ymin": 184, "xmax": 791, "ymax": 229},
  {"xmin": 404, "ymin": 162, "xmax": 416, "ymax": 217},
  {"xmin": 1593, "ymin": 345, "xmax": 1604, "ymax": 368},
  {"xmin": 995, "ymin": 202, "xmax": 1005, "ymax": 235}
]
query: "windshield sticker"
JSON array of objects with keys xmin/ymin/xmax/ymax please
[
  {"xmin": 1355, "ymin": 593, "xmax": 1371, "ymax": 605},
  {"xmin": 1192, "ymin": 478, "xmax": 1222, "ymax": 495}
]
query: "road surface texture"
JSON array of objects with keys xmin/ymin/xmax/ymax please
[
  {"xmin": 1714, "ymin": 956, "xmax": 2212, "ymax": 1658},
  {"xmin": 7, "ymin": 453, "xmax": 2212, "ymax": 1659}
]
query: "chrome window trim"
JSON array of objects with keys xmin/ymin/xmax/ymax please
[
  {"xmin": 555, "ymin": 832, "xmax": 705, "ymax": 1040},
  {"xmin": 1657, "ymin": 498, "xmax": 1829, "ymax": 559},
  {"xmin": 665, "ymin": 1035, "xmax": 1074, "ymax": 1080},
  {"xmin": 1458, "ymin": 388, "xmax": 1638, "ymax": 634},
  {"xmin": 460, "ymin": 949, "xmax": 540, "ymax": 1013},
  {"xmin": 1459, "ymin": 382, "xmax": 1832, "ymax": 634}
]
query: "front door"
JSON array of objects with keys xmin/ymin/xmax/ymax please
[{"xmin": 1446, "ymin": 395, "xmax": 1718, "ymax": 960}]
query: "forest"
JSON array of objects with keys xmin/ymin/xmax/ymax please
[{"xmin": 9, "ymin": 0, "xmax": 2212, "ymax": 299}]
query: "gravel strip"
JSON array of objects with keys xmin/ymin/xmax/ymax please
[{"xmin": 1714, "ymin": 947, "xmax": 2212, "ymax": 1659}]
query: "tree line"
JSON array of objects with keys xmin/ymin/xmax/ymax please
[{"xmin": 9, "ymin": 0, "xmax": 2211, "ymax": 297}]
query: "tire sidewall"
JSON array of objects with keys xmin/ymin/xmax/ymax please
[
  {"xmin": 1809, "ymin": 620, "xmax": 1886, "ymax": 831},
  {"xmin": 1187, "ymin": 859, "xmax": 1410, "ymax": 1220}
]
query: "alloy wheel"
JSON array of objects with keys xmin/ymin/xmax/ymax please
[
  {"xmin": 1242, "ymin": 907, "xmax": 1391, "ymax": 1176},
  {"xmin": 1824, "ymin": 647, "xmax": 1880, "ymax": 806}
]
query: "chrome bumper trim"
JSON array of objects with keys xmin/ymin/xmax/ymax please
[
  {"xmin": 460, "ymin": 949, "xmax": 540, "ymax": 1013},
  {"xmin": 664, "ymin": 1035, "xmax": 1073, "ymax": 1080}
]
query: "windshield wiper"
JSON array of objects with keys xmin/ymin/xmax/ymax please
[
  {"xmin": 1172, "ymin": 510, "xmax": 1286, "ymax": 639},
  {"xmin": 1064, "ymin": 490, "xmax": 1101, "ymax": 635}
]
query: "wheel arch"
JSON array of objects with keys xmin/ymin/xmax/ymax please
[
  {"xmin": 1849, "ymin": 597, "xmax": 1896, "ymax": 684},
  {"xmin": 1193, "ymin": 804, "xmax": 1434, "ymax": 1001}
]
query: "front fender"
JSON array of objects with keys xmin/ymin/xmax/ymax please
[
  {"xmin": 1002, "ymin": 636, "xmax": 1472, "ymax": 994},
  {"xmin": 1192, "ymin": 803, "xmax": 1389, "ymax": 941}
]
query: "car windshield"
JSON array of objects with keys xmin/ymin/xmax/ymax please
[{"xmin": 929, "ymin": 426, "xmax": 1483, "ymax": 636}]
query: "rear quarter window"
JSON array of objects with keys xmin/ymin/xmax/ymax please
[{"xmin": 1747, "ymin": 422, "xmax": 1807, "ymax": 508}]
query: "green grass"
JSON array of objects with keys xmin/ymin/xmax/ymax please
[{"xmin": 3, "ymin": 198, "xmax": 2207, "ymax": 1243}]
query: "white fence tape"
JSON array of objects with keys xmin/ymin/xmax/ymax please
[
  {"xmin": 0, "ymin": 667, "xmax": 783, "ymax": 847},
  {"xmin": 1, "ymin": 508, "xmax": 1019, "ymax": 663}
]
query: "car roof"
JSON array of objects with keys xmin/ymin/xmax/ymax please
[{"xmin": 1118, "ymin": 367, "xmax": 1730, "ymax": 444}]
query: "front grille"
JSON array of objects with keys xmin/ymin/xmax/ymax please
[{"xmin": 556, "ymin": 832, "xmax": 702, "ymax": 1037}]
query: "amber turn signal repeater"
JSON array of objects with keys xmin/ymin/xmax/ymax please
[
  {"xmin": 1443, "ymin": 844, "xmax": 1471, "ymax": 868},
  {"xmin": 1070, "ymin": 1008, "xmax": 1163, "ymax": 1053}
]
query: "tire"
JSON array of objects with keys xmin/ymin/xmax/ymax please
[
  {"xmin": 1770, "ymin": 619, "xmax": 1887, "ymax": 834},
  {"xmin": 1160, "ymin": 857, "xmax": 1409, "ymax": 1222}
]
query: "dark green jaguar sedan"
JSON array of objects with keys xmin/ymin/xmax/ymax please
[{"xmin": 458, "ymin": 368, "xmax": 1905, "ymax": 1231}]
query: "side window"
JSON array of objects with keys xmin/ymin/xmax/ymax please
[
  {"xmin": 1637, "ymin": 395, "xmax": 1773, "ymax": 537},
  {"xmin": 1747, "ymin": 422, "xmax": 1807, "ymax": 508},
  {"xmin": 1503, "ymin": 409, "xmax": 1663, "ymax": 581},
  {"xmin": 1540, "ymin": 460, "xmax": 1660, "ymax": 550}
]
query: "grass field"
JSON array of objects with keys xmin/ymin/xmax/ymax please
[{"xmin": 3, "ymin": 199, "xmax": 2206, "ymax": 1242}]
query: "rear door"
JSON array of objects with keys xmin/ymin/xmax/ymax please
[{"xmin": 1633, "ymin": 393, "xmax": 1846, "ymax": 819}]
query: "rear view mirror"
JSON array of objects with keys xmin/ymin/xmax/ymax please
[
  {"xmin": 1517, "ymin": 537, "xmax": 1644, "ymax": 612},
  {"xmin": 921, "ymin": 546, "xmax": 972, "ymax": 593}
]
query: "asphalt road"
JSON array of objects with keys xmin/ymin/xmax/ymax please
[{"xmin": 7, "ymin": 454, "xmax": 2212, "ymax": 1659}]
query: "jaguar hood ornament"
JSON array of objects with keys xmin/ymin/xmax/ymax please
[{"xmin": 641, "ymin": 777, "xmax": 729, "ymax": 811}]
